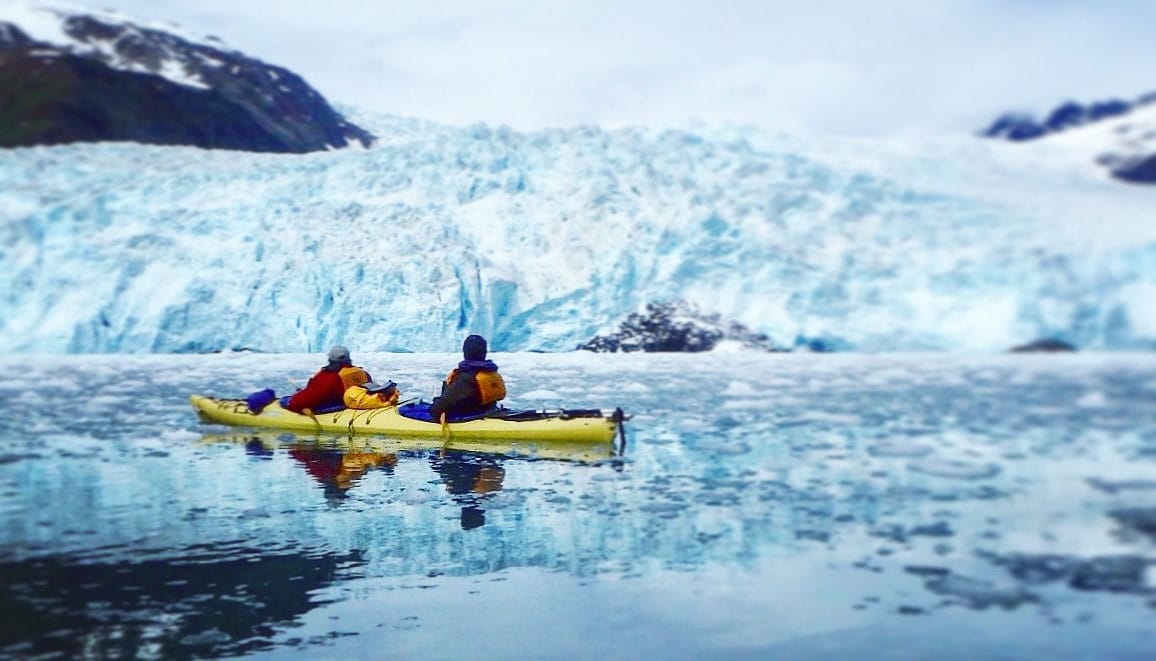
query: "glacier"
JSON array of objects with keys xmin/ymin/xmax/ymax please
[{"xmin": 2, "ymin": 111, "xmax": 1155, "ymax": 354}]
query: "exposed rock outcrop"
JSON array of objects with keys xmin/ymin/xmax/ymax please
[
  {"xmin": 1009, "ymin": 338, "xmax": 1077, "ymax": 353},
  {"xmin": 577, "ymin": 301, "xmax": 783, "ymax": 353}
]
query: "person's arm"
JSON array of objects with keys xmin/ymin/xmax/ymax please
[{"xmin": 429, "ymin": 374, "xmax": 480, "ymax": 419}]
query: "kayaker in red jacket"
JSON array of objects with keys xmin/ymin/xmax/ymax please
[{"xmin": 286, "ymin": 345, "xmax": 371, "ymax": 414}]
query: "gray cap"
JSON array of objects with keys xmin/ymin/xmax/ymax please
[{"xmin": 327, "ymin": 345, "xmax": 351, "ymax": 364}]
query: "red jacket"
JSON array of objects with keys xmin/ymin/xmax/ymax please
[{"xmin": 286, "ymin": 369, "xmax": 346, "ymax": 413}]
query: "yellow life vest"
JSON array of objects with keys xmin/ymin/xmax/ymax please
[
  {"xmin": 338, "ymin": 365, "xmax": 371, "ymax": 390},
  {"xmin": 343, "ymin": 384, "xmax": 399, "ymax": 410}
]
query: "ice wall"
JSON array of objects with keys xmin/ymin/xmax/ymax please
[{"xmin": 2, "ymin": 115, "xmax": 1154, "ymax": 353}]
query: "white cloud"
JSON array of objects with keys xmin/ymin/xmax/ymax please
[{"xmin": 35, "ymin": 0, "xmax": 1156, "ymax": 135}]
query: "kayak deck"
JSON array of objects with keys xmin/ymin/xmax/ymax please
[{"xmin": 190, "ymin": 395, "xmax": 620, "ymax": 444}]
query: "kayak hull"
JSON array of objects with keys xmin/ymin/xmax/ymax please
[{"xmin": 190, "ymin": 395, "xmax": 619, "ymax": 444}]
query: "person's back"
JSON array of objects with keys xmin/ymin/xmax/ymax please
[
  {"xmin": 287, "ymin": 345, "xmax": 371, "ymax": 413},
  {"xmin": 429, "ymin": 335, "xmax": 506, "ymax": 420}
]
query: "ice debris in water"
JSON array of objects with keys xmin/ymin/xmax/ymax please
[
  {"xmin": 920, "ymin": 572, "xmax": 1037, "ymax": 610},
  {"xmin": 1087, "ymin": 478, "xmax": 1156, "ymax": 495},
  {"xmin": 985, "ymin": 552, "xmax": 1156, "ymax": 595},
  {"xmin": 1076, "ymin": 391, "xmax": 1110, "ymax": 408},
  {"xmin": 867, "ymin": 441, "xmax": 935, "ymax": 458},
  {"xmin": 619, "ymin": 382, "xmax": 651, "ymax": 393},
  {"xmin": 179, "ymin": 628, "xmax": 231, "ymax": 646},
  {"xmin": 907, "ymin": 457, "xmax": 1001, "ymax": 480},
  {"xmin": 1109, "ymin": 508, "xmax": 1156, "ymax": 543},
  {"xmin": 722, "ymin": 381, "xmax": 760, "ymax": 396},
  {"xmin": 712, "ymin": 441, "xmax": 752, "ymax": 456},
  {"xmin": 158, "ymin": 429, "xmax": 201, "ymax": 443}
]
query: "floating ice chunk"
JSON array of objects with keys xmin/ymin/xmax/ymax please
[
  {"xmin": 82, "ymin": 395, "xmax": 122, "ymax": 410},
  {"xmin": 721, "ymin": 399, "xmax": 765, "ymax": 410},
  {"xmin": 908, "ymin": 458, "xmax": 1001, "ymax": 480},
  {"xmin": 619, "ymin": 382, "xmax": 651, "ymax": 393},
  {"xmin": 648, "ymin": 431, "xmax": 679, "ymax": 445},
  {"xmin": 867, "ymin": 441, "xmax": 934, "ymax": 458},
  {"xmin": 590, "ymin": 471, "xmax": 629, "ymax": 482},
  {"xmin": 1076, "ymin": 391, "xmax": 1109, "ymax": 408},
  {"xmin": 638, "ymin": 501, "xmax": 684, "ymax": 516},
  {"xmin": 722, "ymin": 381, "xmax": 760, "ymax": 396},
  {"xmin": 158, "ymin": 429, "xmax": 200, "ymax": 443},
  {"xmin": 180, "ymin": 628, "xmax": 231, "ymax": 646},
  {"xmin": 38, "ymin": 434, "xmax": 104, "ymax": 456},
  {"xmin": 712, "ymin": 441, "xmax": 752, "ymax": 456},
  {"xmin": 520, "ymin": 389, "xmax": 561, "ymax": 400}
]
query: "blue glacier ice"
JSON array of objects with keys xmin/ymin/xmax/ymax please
[{"xmin": 2, "ymin": 112, "xmax": 1155, "ymax": 353}]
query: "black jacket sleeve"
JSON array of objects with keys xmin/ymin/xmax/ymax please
[{"xmin": 429, "ymin": 372, "xmax": 481, "ymax": 420}]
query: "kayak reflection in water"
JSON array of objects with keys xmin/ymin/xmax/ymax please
[
  {"xmin": 430, "ymin": 451, "xmax": 505, "ymax": 530},
  {"xmin": 289, "ymin": 444, "xmax": 397, "ymax": 502}
]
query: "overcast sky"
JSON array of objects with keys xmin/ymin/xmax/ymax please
[{"xmin": 60, "ymin": 0, "xmax": 1156, "ymax": 135}]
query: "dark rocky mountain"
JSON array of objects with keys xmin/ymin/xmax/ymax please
[
  {"xmin": 1114, "ymin": 156, "xmax": 1156, "ymax": 183},
  {"xmin": 577, "ymin": 301, "xmax": 785, "ymax": 353},
  {"xmin": 981, "ymin": 98, "xmax": 1139, "ymax": 142},
  {"xmin": 0, "ymin": 5, "xmax": 373, "ymax": 152},
  {"xmin": 980, "ymin": 92, "xmax": 1156, "ymax": 184}
]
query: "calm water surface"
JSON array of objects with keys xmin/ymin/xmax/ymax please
[{"xmin": 1, "ymin": 352, "xmax": 1154, "ymax": 659}]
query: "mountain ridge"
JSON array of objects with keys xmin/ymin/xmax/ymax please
[
  {"xmin": 0, "ymin": 0, "xmax": 372, "ymax": 152},
  {"xmin": 981, "ymin": 92, "xmax": 1156, "ymax": 184}
]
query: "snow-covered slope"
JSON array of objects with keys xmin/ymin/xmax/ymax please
[
  {"xmin": 2, "ymin": 0, "xmax": 237, "ymax": 88},
  {"xmin": 0, "ymin": 0, "xmax": 372, "ymax": 152},
  {"xmin": 1043, "ymin": 102, "xmax": 1156, "ymax": 183},
  {"xmin": 1, "ymin": 113, "xmax": 1154, "ymax": 354},
  {"xmin": 981, "ymin": 93, "xmax": 1156, "ymax": 184}
]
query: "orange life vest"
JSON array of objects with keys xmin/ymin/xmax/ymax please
[{"xmin": 446, "ymin": 369, "xmax": 507, "ymax": 406}]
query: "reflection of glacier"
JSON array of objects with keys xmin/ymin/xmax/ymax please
[{"xmin": 2, "ymin": 114, "xmax": 1156, "ymax": 353}]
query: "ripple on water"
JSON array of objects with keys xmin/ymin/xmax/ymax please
[
  {"xmin": 907, "ymin": 458, "xmax": 1001, "ymax": 480},
  {"xmin": 867, "ymin": 441, "xmax": 935, "ymax": 458}
]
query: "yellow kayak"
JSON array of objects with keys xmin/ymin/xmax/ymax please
[{"xmin": 189, "ymin": 395, "xmax": 621, "ymax": 444}]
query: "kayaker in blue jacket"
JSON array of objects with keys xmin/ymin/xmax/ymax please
[{"xmin": 429, "ymin": 335, "xmax": 507, "ymax": 420}]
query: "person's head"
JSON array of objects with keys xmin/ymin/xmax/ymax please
[
  {"xmin": 462, "ymin": 335, "xmax": 488, "ymax": 361},
  {"xmin": 327, "ymin": 345, "xmax": 352, "ymax": 366}
]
